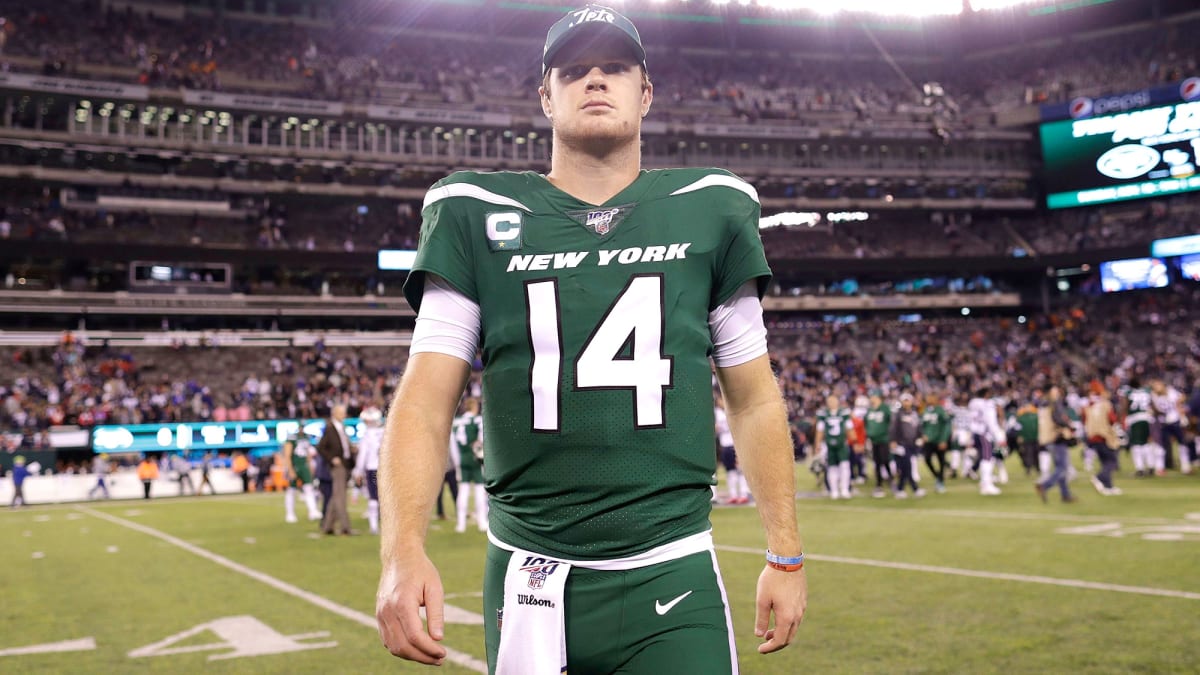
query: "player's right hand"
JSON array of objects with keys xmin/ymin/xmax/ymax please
[{"xmin": 376, "ymin": 553, "xmax": 447, "ymax": 665}]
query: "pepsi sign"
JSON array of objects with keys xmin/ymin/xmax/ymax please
[
  {"xmin": 1067, "ymin": 91, "xmax": 1152, "ymax": 120},
  {"xmin": 1041, "ymin": 77, "xmax": 1196, "ymax": 122}
]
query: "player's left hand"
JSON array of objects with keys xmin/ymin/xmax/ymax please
[{"xmin": 754, "ymin": 565, "xmax": 807, "ymax": 654}]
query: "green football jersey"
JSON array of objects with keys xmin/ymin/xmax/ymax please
[
  {"xmin": 453, "ymin": 412, "xmax": 483, "ymax": 471},
  {"xmin": 920, "ymin": 405, "xmax": 951, "ymax": 445},
  {"xmin": 864, "ymin": 404, "xmax": 892, "ymax": 442},
  {"xmin": 404, "ymin": 168, "xmax": 771, "ymax": 559},
  {"xmin": 1126, "ymin": 387, "xmax": 1154, "ymax": 426},
  {"xmin": 1016, "ymin": 407, "xmax": 1039, "ymax": 443},
  {"xmin": 817, "ymin": 408, "xmax": 854, "ymax": 449},
  {"xmin": 289, "ymin": 439, "xmax": 314, "ymax": 483}
]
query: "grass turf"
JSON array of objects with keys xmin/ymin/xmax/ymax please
[{"xmin": 2, "ymin": 465, "xmax": 1197, "ymax": 674}]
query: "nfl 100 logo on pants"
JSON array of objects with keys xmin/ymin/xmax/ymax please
[{"xmin": 520, "ymin": 556, "xmax": 562, "ymax": 591}]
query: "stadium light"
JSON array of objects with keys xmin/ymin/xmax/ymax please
[
  {"xmin": 748, "ymin": 0, "xmax": 961, "ymax": 15},
  {"xmin": 969, "ymin": 0, "xmax": 1042, "ymax": 10},
  {"xmin": 621, "ymin": 0, "xmax": 1080, "ymax": 16},
  {"xmin": 760, "ymin": 212, "xmax": 822, "ymax": 229}
]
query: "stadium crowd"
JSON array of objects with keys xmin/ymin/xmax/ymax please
[
  {"xmin": 1, "ymin": 337, "xmax": 405, "ymax": 449},
  {"xmin": 5, "ymin": 186, "xmax": 1198, "ymax": 262},
  {"xmin": 1, "ymin": 0, "xmax": 1196, "ymax": 122},
  {"xmin": 0, "ymin": 185, "xmax": 420, "ymax": 255},
  {"xmin": 4, "ymin": 287, "xmax": 1198, "ymax": 445},
  {"xmin": 4, "ymin": 296, "xmax": 1197, "ymax": 515}
]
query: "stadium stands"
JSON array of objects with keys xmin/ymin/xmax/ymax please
[
  {"xmin": 3, "ymin": 0, "xmax": 1193, "ymax": 120},
  {"xmin": 2, "ymin": 339, "xmax": 406, "ymax": 437},
  {"xmin": 4, "ymin": 283, "xmax": 1196, "ymax": 441}
]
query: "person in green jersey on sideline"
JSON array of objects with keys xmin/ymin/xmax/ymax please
[
  {"xmin": 1015, "ymin": 397, "xmax": 1040, "ymax": 476},
  {"xmin": 864, "ymin": 389, "xmax": 893, "ymax": 498},
  {"xmin": 452, "ymin": 397, "xmax": 488, "ymax": 533},
  {"xmin": 817, "ymin": 394, "xmax": 856, "ymax": 500},
  {"xmin": 1123, "ymin": 377, "xmax": 1156, "ymax": 477},
  {"xmin": 919, "ymin": 391, "xmax": 952, "ymax": 493},
  {"xmin": 375, "ymin": 6, "xmax": 807, "ymax": 673},
  {"xmin": 283, "ymin": 435, "xmax": 320, "ymax": 523}
]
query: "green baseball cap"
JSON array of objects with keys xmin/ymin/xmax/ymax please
[{"xmin": 543, "ymin": 5, "xmax": 646, "ymax": 76}]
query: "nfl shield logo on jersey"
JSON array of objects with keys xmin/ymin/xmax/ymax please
[
  {"xmin": 571, "ymin": 204, "xmax": 632, "ymax": 236},
  {"xmin": 585, "ymin": 208, "xmax": 619, "ymax": 235}
]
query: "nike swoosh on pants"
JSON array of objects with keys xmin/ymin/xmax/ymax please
[{"xmin": 654, "ymin": 590, "xmax": 694, "ymax": 616}]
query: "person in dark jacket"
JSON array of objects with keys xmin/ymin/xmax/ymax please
[
  {"xmin": 316, "ymin": 404, "xmax": 355, "ymax": 535},
  {"xmin": 890, "ymin": 393, "xmax": 925, "ymax": 498}
]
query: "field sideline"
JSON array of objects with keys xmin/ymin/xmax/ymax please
[{"xmin": 3, "ymin": 467, "xmax": 1198, "ymax": 674}]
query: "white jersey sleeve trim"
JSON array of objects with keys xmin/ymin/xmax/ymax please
[
  {"xmin": 409, "ymin": 276, "xmax": 481, "ymax": 364},
  {"xmin": 422, "ymin": 182, "xmax": 532, "ymax": 212},
  {"xmin": 669, "ymin": 174, "xmax": 759, "ymax": 204},
  {"xmin": 709, "ymin": 281, "xmax": 768, "ymax": 368}
]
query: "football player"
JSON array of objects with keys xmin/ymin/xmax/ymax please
[
  {"xmin": 1123, "ymin": 377, "xmax": 1156, "ymax": 476},
  {"xmin": 968, "ymin": 386, "xmax": 1007, "ymax": 495},
  {"xmin": 375, "ymin": 5, "xmax": 806, "ymax": 672},
  {"xmin": 356, "ymin": 407, "xmax": 385, "ymax": 535},
  {"xmin": 716, "ymin": 396, "xmax": 750, "ymax": 504},
  {"xmin": 920, "ymin": 391, "xmax": 952, "ymax": 493},
  {"xmin": 816, "ymin": 394, "xmax": 854, "ymax": 500},
  {"xmin": 452, "ymin": 397, "xmax": 488, "ymax": 533},
  {"xmin": 283, "ymin": 434, "xmax": 320, "ymax": 523},
  {"xmin": 863, "ymin": 389, "xmax": 893, "ymax": 498},
  {"xmin": 1151, "ymin": 377, "xmax": 1188, "ymax": 474}
]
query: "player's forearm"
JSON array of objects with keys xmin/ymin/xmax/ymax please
[
  {"xmin": 729, "ymin": 400, "xmax": 804, "ymax": 556},
  {"xmin": 378, "ymin": 405, "xmax": 451, "ymax": 562}
]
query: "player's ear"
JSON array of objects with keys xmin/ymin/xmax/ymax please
[
  {"xmin": 640, "ymin": 78, "xmax": 653, "ymax": 118},
  {"xmin": 540, "ymin": 84, "xmax": 553, "ymax": 120}
]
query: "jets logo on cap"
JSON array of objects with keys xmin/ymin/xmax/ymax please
[{"xmin": 569, "ymin": 7, "xmax": 615, "ymax": 27}]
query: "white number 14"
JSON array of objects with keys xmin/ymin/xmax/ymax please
[{"xmin": 525, "ymin": 275, "xmax": 673, "ymax": 432}]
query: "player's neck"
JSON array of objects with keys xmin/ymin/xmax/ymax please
[{"xmin": 545, "ymin": 141, "xmax": 641, "ymax": 205}]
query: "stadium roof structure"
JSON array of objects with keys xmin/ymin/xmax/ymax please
[
  {"xmin": 418, "ymin": 0, "xmax": 1122, "ymax": 20},
  {"xmin": 348, "ymin": 0, "xmax": 1188, "ymax": 57}
]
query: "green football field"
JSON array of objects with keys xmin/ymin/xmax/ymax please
[{"xmin": 3, "ymin": 466, "xmax": 1198, "ymax": 674}]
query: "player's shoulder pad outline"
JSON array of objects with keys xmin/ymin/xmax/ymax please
[
  {"xmin": 422, "ymin": 171, "xmax": 533, "ymax": 213},
  {"xmin": 667, "ymin": 168, "xmax": 759, "ymax": 204}
]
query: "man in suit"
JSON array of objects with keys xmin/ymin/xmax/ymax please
[{"xmin": 317, "ymin": 404, "xmax": 356, "ymax": 535}]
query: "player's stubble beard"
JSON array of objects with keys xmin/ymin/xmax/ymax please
[{"xmin": 552, "ymin": 114, "xmax": 641, "ymax": 163}]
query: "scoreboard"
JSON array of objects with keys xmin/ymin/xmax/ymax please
[{"xmin": 1040, "ymin": 100, "xmax": 1200, "ymax": 209}]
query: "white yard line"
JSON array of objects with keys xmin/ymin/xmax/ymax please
[
  {"xmin": 0, "ymin": 637, "xmax": 97, "ymax": 657},
  {"xmin": 792, "ymin": 503, "xmax": 1177, "ymax": 525},
  {"xmin": 717, "ymin": 544, "xmax": 1200, "ymax": 601},
  {"xmin": 77, "ymin": 506, "xmax": 487, "ymax": 673},
  {"xmin": 1, "ymin": 492, "xmax": 276, "ymax": 514}
]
